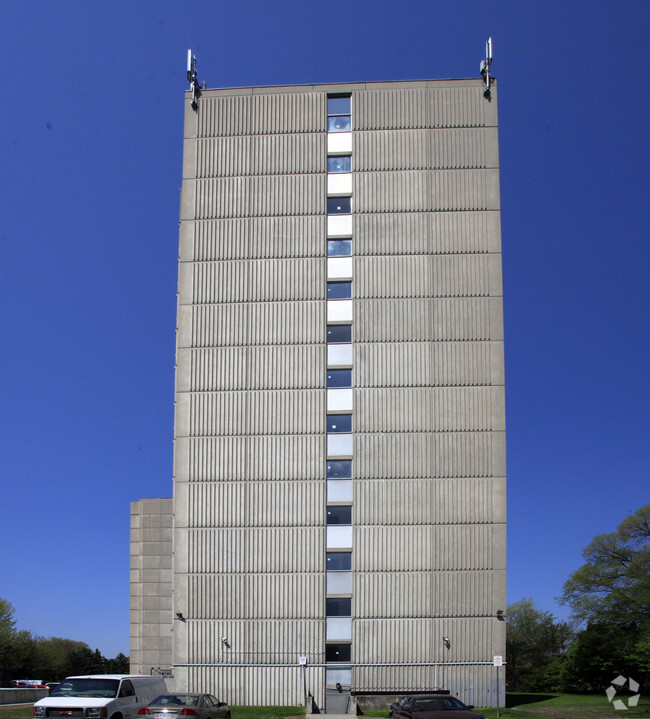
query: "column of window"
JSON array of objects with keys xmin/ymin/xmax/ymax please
[{"xmin": 325, "ymin": 95, "xmax": 353, "ymax": 684}]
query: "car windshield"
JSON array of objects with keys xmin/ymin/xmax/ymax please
[
  {"xmin": 51, "ymin": 679, "xmax": 120, "ymax": 698},
  {"xmin": 152, "ymin": 696, "xmax": 199, "ymax": 707},
  {"xmin": 412, "ymin": 698, "xmax": 467, "ymax": 712},
  {"xmin": 443, "ymin": 698, "xmax": 467, "ymax": 710}
]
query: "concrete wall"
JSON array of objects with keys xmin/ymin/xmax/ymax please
[
  {"xmin": 130, "ymin": 498, "xmax": 173, "ymax": 675},
  {"xmin": 166, "ymin": 78, "xmax": 505, "ymax": 708},
  {"xmin": 0, "ymin": 688, "xmax": 48, "ymax": 704}
]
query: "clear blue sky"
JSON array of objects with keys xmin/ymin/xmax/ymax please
[{"xmin": 1, "ymin": 0, "xmax": 648, "ymax": 659}]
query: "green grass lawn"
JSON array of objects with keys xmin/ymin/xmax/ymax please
[
  {"xmin": 360, "ymin": 694, "xmax": 650, "ymax": 719},
  {"xmin": 0, "ymin": 705, "xmax": 33, "ymax": 719},
  {"xmin": 477, "ymin": 692, "xmax": 650, "ymax": 719},
  {"xmin": 229, "ymin": 707, "xmax": 304, "ymax": 719}
]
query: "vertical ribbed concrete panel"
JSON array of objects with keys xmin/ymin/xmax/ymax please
[
  {"xmin": 160, "ymin": 78, "xmax": 505, "ymax": 707},
  {"xmin": 196, "ymin": 91, "xmax": 326, "ymax": 137},
  {"xmin": 350, "ymin": 79, "xmax": 505, "ymax": 705},
  {"xmin": 188, "ymin": 258, "xmax": 324, "ymax": 304},
  {"xmin": 354, "ymin": 211, "xmax": 500, "ymax": 256},
  {"xmin": 178, "ymin": 345, "xmax": 323, "ymax": 392},
  {"xmin": 189, "ymin": 217, "xmax": 325, "ymax": 261},
  {"xmin": 354, "ymin": 127, "xmax": 498, "ymax": 170},
  {"xmin": 355, "ymin": 255, "xmax": 492, "ymax": 298},
  {"xmin": 186, "ymin": 480, "xmax": 324, "ymax": 527},
  {"xmin": 354, "ymin": 617, "xmax": 497, "ymax": 663},
  {"xmin": 354, "ymin": 170, "xmax": 499, "ymax": 212},
  {"xmin": 354, "ymin": 571, "xmax": 495, "ymax": 617},
  {"xmin": 354, "ymin": 299, "xmax": 497, "ymax": 342},
  {"xmin": 185, "ymin": 301, "xmax": 325, "ymax": 348},
  {"xmin": 174, "ymin": 85, "xmax": 328, "ymax": 707},
  {"xmin": 354, "ymin": 663, "xmax": 499, "ymax": 707},
  {"xmin": 187, "ymin": 618, "xmax": 325, "ymax": 665},
  {"xmin": 186, "ymin": 666, "xmax": 325, "ymax": 708},
  {"xmin": 196, "ymin": 134, "xmax": 326, "ymax": 177},
  {"xmin": 355, "ymin": 477, "xmax": 506, "ymax": 525}
]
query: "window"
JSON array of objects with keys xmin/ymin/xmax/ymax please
[
  {"xmin": 327, "ymin": 325, "xmax": 352, "ymax": 343},
  {"xmin": 327, "ymin": 369, "xmax": 351, "ymax": 387},
  {"xmin": 328, "ymin": 115, "xmax": 351, "ymax": 132},
  {"xmin": 327, "ymin": 239, "xmax": 351, "ymax": 257},
  {"xmin": 327, "ymin": 281, "xmax": 351, "ymax": 299},
  {"xmin": 327, "ymin": 197, "xmax": 351, "ymax": 214},
  {"xmin": 327, "ymin": 597, "xmax": 351, "ymax": 616},
  {"xmin": 327, "ymin": 414, "xmax": 352, "ymax": 433},
  {"xmin": 327, "ymin": 460, "xmax": 351, "ymax": 478},
  {"xmin": 327, "ymin": 506, "xmax": 352, "ymax": 525},
  {"xmin": 118, "ymin": 681, "xmax": 135, "ymax": 698},
  {"xmin": 327, "ymin": 96, "xmax": 351, "ymax": 115},
  {"xmin": 328, "ymin": 155, "xmax": 351, "ymax": 173},
  {"xmin": 327, "ymin": 551, "xmax": 352, "ymax": 570},
  {"xmin": 326, "ymin": 643, "xmax": 351, "ymax": 662}
]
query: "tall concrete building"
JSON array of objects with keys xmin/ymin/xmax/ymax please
[{"xmin": 131, "ymin": 75, "xmax": 506, "ymax": 712}]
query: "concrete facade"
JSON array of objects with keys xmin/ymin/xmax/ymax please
[
  {"xmin": 130, "ymin": 498, "xmax": 173, "ymax": 676},
  {"xmin": 130, "ymin": 78, "xmax": 506, "ymax": 710}
]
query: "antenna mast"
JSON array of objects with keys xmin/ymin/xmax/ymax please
[
  {"xmin": 187, "ymin": 49, "xmax": 201, "ymax": 110},
  {"xmin": 480, "ymin": 37, "xmax": 493, "ymax": 99}
]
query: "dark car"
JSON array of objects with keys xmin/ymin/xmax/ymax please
[
  {"xmin": 139, "ymin": 694, "xmax": 230, "ymax": 719},
  {"xmin": 390, "ymin": 695, "xmax": 485, "ymax": 719}
]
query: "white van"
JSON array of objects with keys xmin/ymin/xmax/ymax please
[{"xmin": 33, "ymin": 675, "xmax": 168, "ymax": 719}]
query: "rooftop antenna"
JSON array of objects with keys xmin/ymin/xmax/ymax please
[
  {"xmin": 480, "ymin": 37, "xmax": 493, "ymax": 99},
  {"xmin": 187, "ymin": 49, "xmax": 201, "ymax": 110}
]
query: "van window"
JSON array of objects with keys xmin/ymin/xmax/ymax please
[{"xmin": 119, "ymin": 681, "xmax": 135, "ymax": 698}]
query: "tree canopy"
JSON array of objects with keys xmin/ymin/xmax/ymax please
[
  {"xmin": 560, "ymin": 504, "xmax": 650, "ymax": 629},
  {"xmin": 0, "ymin": 597, "xmax": 129, "ymax": 684},
  {"xmin": 558, "ymin": 505, "xmax": 650, "ymax": 690},
  {"xmin": 505, "ymin": 598, "xmax": 574, "ymax": 691}
]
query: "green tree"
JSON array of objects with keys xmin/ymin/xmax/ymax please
[
  {"xmin": 106, "ymin": 653, "xmax": 130, "ymax": 674},
  {"xmin": 506, "ymin": 598, "xmax": 574, "ymax": 691},
  {"xmin": 560, "ymin": 505, "xmax": 650, "ymax": 690},
  {"xmin": 0, "ymin": 598, "xmax": 19, "ymax": 683},
  {"xmin": 561, "ymin": 505, "xmax": 650, "ymax": 626},
  {"xmin": 32, "ymin": 637, "xmax": 93, "ymax": 680},
  {"xmin": 68, "ymin": 645, "xmax": 106, "ymax": 675},
  {"xmin": 561, "ymin": 622, "xmax": 640, "ymax": 691},
  {"xmin": 10, "ymin": 630, "xmax": 36, "ymax": 679}
]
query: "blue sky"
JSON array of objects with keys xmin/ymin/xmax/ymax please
[{"xmin": 1, "ymin": 0, "xmax": 648, "ymax": 659}]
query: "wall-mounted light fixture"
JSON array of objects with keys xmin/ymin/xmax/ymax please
[
  {"xmin": 176, "ymin": 612, "xmax": 185, "ymax": 621},
  {"xmin": 443, "ymin": 636, "xmax": 451, "ymax": 650},
  {"xmin": 221, "ymin": 637, "xmax": 231, "ymax": 649}
]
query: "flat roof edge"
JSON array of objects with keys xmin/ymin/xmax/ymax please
[{"xmin": 185, "ymin": 77, "xmax": 495, "ymax": 98}]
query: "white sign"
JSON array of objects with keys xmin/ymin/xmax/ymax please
[
  {"xmin": 493, "ymin": 655, "xmax": 503, "ymax": 666},
  {"xmin": 299, "ymin": 656, "xmax": 307, "ymax": 665}
]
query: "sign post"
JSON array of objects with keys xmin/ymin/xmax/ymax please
[
  {"xmin": 299, "ymin": 656, "xmax": 307, "ymax": 706},
  {"xmin": 493, "ymin": 656, "xmax": 503, "ymax": 717}
]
